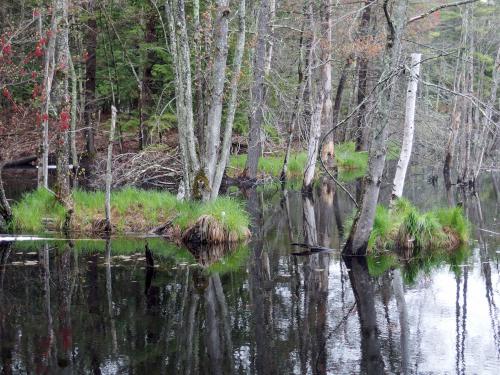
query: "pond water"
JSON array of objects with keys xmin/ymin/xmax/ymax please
[{"xmin": 0, "ymin": 169, "xmax": 499, "ymax": 374}]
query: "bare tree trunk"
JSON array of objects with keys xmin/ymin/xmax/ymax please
[
  {"xmin": 193, "ymin": 0, "xmax": 205, "ymax": 149},
  {"xmin": 391, "ymin": 53, "xmax": 421, "ymax": 203},
  {"xmin": 204, "ymin": 0, "xmax": 230, "ymax": 198},
  {"xmin": 320, "ymin": 0, "xmax": 334, "ymax": 168},
  {"xmin": 264, "ymin": 0, "xmax": 276, "ymax": 77},
  {"xmin": 344, "ymin": 0, "xmax": 408, "ymax": 255},
  {"xmin": 105, "ymin": 106, "xmax": 117, "ymax": 232},
  {"xmin": 68, "ymin": 50, "xmax": 79, "ymax": 187},
  {"xmin": 39, "ymin": 7, "xmax": 58, "ymax": 188},
  {"xmin": 332, "ymin": 57, "xmax": 353, "ymax": 140},
  {"xmin": 444, "ymin": 3, "xmax": 475, "ymax": 188},
  {"xmin": 303, "ymin": 0, "xmax": 324, "ymax": 192},
  {"xmin": 211, "ymin": 0, "xmax": 247, "ymax": 198},
  {"xmin": 166, "ymin": 0, "xmax": 200, "ymax": 199},
  {"xmin": 84, "ymin": 0, "xmax": 97, "ymax": 156},
  {"xmin": 281, "ymin": 22, "xmax": 307, "ymax": 182},
  {"xmin": 244, "ymin": 0, "xmax": 270, "ymax": 179},
  {"xmin": 474, "ymin": 47, "xmax": 499, "ymax": 180},
  {"xmin": 354, "ymin": 1, "xmax": 375, "ymax": 152},
  {"xmin": 0, "ymin": 163, "xmax": 12, "ymax": 225},
  {"xmin": 53, "ymin": 0, "xmax": 73, "ymax": 230}
]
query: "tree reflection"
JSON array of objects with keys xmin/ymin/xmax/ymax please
[{"xmin": 344, "ymin": 255, "xmax": 385, "ymax": 375}]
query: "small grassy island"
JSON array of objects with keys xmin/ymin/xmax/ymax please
[
  {"xmin": 9, "ymin": 188, "xmax": 250, "ymax": 243},
  {"xmin": 348, "ymin": 198, "xmax": 471, "ymax": 280},
  {"xmin": 349, "ymin": 198, "xmax": 470, "ymax": 254}
]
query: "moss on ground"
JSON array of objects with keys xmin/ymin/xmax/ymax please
[{"xmin": 10, "ymin": 188, "xmax": 250, "ymax": 241}]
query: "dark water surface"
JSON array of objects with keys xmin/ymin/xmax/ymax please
[{"xmin": 1, "ymin": 170, "xmax": 499, "ymax": 374}]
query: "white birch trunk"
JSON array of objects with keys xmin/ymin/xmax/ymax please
[
  {"xmin": 105, "ymin": 105, "xmax": 117, "ymax": 231},
  {"xmin": 303, "ymin": 0, "xmax": 324, "ymax": 191},
  {"xmin": 39, "ymin": 8, "xmax": 59, "ymax": 189},
  {"xmin": 391, "ymin": 53, "xmax": 421, "ymax": 202}
]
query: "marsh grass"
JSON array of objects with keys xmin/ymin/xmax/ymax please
[
  {"xmin": 345, "ymin": 198, "xmax": 470, "ymax": 253},
  {"xmin": 228, "ymin": 141, "xmax": 370, "ymax": 180},
  {"xmin": 229, "ymin": 152, "xmax": 308, "ymax": 178},
  {"xmin": 334, "ymin": 141, "xmax": 368, "ymax": 171},
  {"xmin": 11, "ymin": 188, "xmax": 250, "ymax": 240}
]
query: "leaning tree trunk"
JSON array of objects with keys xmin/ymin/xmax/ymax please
[
  {"xmin": 211, "ymin": 0, "xmax": 247, "ymax": 199},
  {"xmin": 390, "ymin": 53, "xmax": 421, "ymax": 204},
  {"xmin": 244, "ymin": 0, "xmax": 270, "ymax": 179},
  {"xmin": 302, "ymin": 0, "xmax": 325, "ymax": 192},
  {"xmin": 343, "ymin": 0, "xmax": 409, "ymax": 255},
  {"xmin": 319, "ymin": 0, "xmax": 334, "ymax": 167}
]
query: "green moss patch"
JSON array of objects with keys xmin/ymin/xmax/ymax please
[{"xmin": 10, "ymin": 188, "xmax": 250, "ymax": 241}]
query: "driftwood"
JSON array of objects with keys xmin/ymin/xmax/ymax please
[{"xmin": 89, "ymin": 147, "xmax": 182, "ymax": 189}]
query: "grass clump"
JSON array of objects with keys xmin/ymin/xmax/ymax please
[
  {"xmin": 10, "ymin": 188, "xmax": 250, "ymax": 241},
  {"xmin": 366, "ymin": 198, "xmax": 470, "ymax": 253}
]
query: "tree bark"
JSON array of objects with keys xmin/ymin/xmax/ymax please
[
  {"xmin": 303, "ymin": 0, "xmax": 325, "ymax": 192},
  {"xmin": 0, "ymin": 163, "xmax": 12, "ymax": 225},
  {"xmin": 244, "ymin": 0, "xmax": 270, "ymax": 179},
  {"xmin": 53, "ymin": 0, "xmax": 73, "ymax": 230},
  {"xmin": 320, "ymin": 0, "xmax": 334, "ymax": 168},
  {"xmin": 354, "ymin": 1, "xmax": 375, "ymax": 152},
  {"xmin": 281, "ymin": 21, "xmax": 307, "ymax": 182},
  {"xmin": 204, "ymin": 0, "xmax": 230, "ymax": 197},
  {"xmin": 211, "ymin": 0, "xmax": 247, "ymax": 199},
  {"xmin": 105, "ymin": 106, "xmax": 117, "ymax": 232},
  {"xmin": 343, "ymin": 0, "xmax": 409, "ymax": 255},
  {"xmin": 391, "ymin": 53, "xmax": 421, "ymax": 203},
  {"xmin": 84, "ymin": 0, "xmax": 97, "ymax": 156},
  {"xmin": 39, "ymin": 6, "xmax": 58, "ymax": 188}
]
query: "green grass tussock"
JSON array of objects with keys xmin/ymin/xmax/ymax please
[
  {"xmin": 10, "ymin": 188, "xmax": 250, "ymax": 240},
  {"xmin": 354, "ymin": 198, "xmax": 470, "ymax": 253}
]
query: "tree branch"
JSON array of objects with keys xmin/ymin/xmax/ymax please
[{"xmin": 407, "ymin": 0, "xmax": 479, "ymax": 24}]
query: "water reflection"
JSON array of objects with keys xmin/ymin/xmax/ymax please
[{"xmin": 0, "ymin": 174, "xmax": 499, "ymax": 373}]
